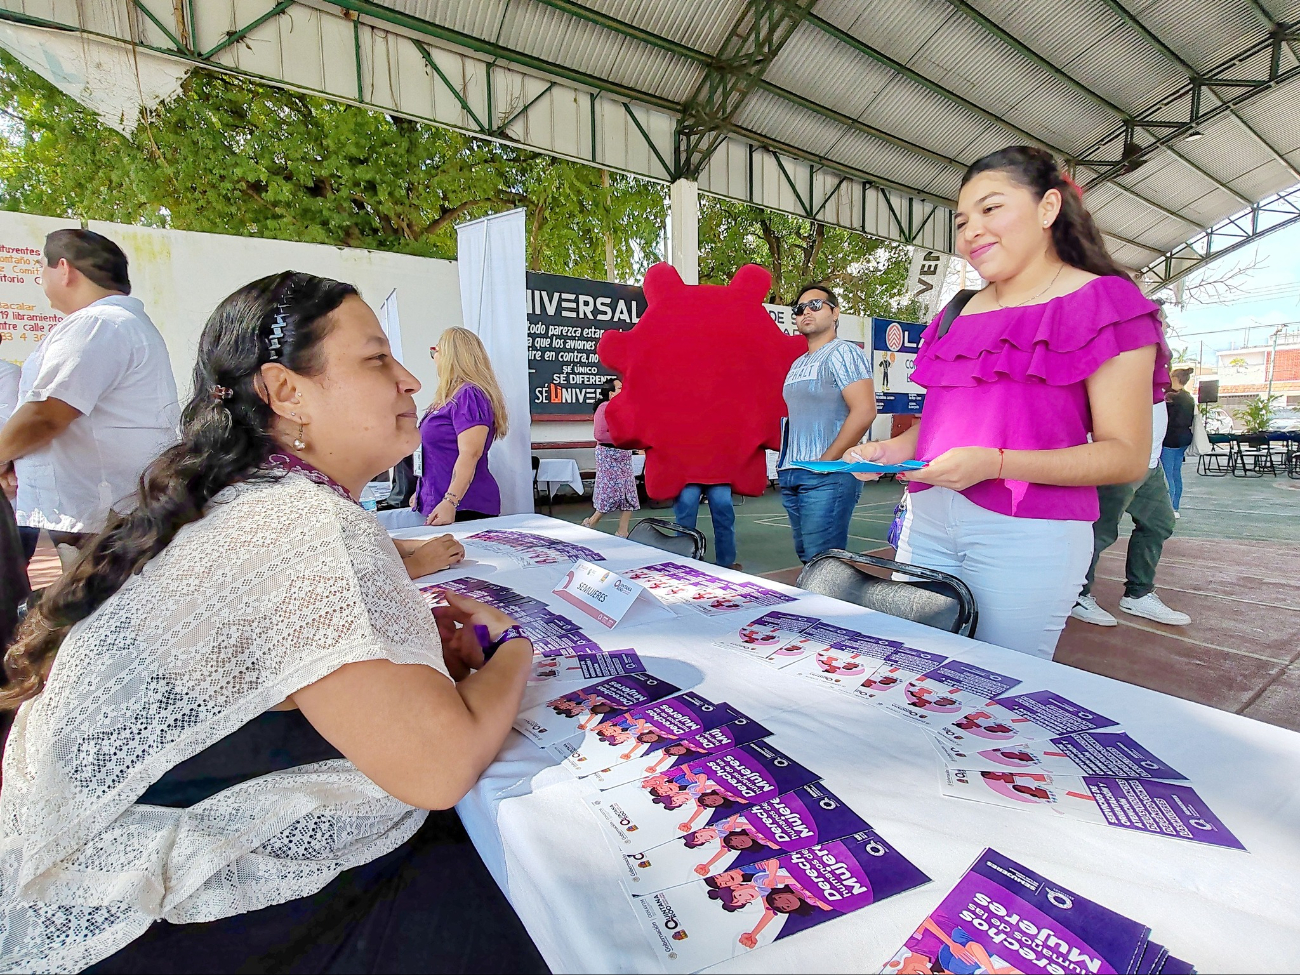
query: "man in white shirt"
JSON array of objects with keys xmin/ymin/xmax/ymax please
[
  {"xmin": 0, "ymin": 333, "xmax": 20, "ymax": 427},
  {"xmin": 1071, "ymin": 402, "xmax": 1191, "ymax": 627},
  {"xmin": 0, "ymin": 230, "xmax": 179, "ymax": 566}
]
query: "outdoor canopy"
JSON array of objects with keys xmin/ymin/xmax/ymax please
[{"xmin": 1, "ymin": 0, "xmax": 1298, "ymax": 290}]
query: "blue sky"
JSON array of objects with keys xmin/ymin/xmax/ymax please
[{"xmin": 1161, "ymin": 219, "xmax": 1300, "ymax": 364}]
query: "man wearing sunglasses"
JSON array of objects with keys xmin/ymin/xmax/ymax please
[{"xmin": 777, "ymin": 283, "xmax": 876, "ymax": 563}]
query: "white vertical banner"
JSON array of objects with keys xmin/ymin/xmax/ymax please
[
  {"xmin": 906, "ymin": 247, "xmax": 952, "ymax": 321},
  {"xmin": 456, "ymin": 208, "xmax": 533, "ymax": 515},
  {"xmin": 378, "ymin": 288, "xmax": 405, "ymax": 365}
]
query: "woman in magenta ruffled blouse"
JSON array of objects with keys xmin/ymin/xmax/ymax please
[{"xmin": 847, "ymin": 146, "xmax": 1168, "ymax": 658}]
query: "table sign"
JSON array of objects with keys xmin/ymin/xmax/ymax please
[{"xmin": 554, "ymin": 560, "xmax": 673, "ymax": 628}]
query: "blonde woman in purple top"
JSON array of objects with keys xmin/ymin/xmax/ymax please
[
  {"xmin": 415, "ymin": 327, "xmax": 509, "ymax": 524},
  {"xmin": 846, "ymin": 146, "xmax": 1168, "ymax": 658}
]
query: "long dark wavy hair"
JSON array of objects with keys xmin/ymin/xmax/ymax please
[
  {"xmin": 963, "ymin": 146, "xmax": 1132, "ymax": 280},
  {"xmin": 0, "ymin": 271, "xmax": 358, "ymax": 710}
]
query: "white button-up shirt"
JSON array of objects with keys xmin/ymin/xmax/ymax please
[{"xmin": 14, "ymin": 295, "xmax": 180, "ymax": 533}]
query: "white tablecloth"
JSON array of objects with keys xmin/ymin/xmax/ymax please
[
  {"xmin": 536, "ymin": 458, "xmax": 585, "ymax": 497},
  {"xmin": 394, "ymin": 513, "xmax": 1300, "ymax": 974}
]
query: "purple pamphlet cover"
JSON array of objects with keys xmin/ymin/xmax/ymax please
[
  {"xmin": 591, "ymin": 740, "xmax": 821, "ymax": 850},
  {"xmin": 883, "ymin": 848, "xmax": 1151, "ymax": 975},
  {"xmin": 635, "ymin": 831, "xmax": 929, "ymax": 972},
  {"xmin": 947, "ymin": 691, "xmax": 1119, "ymax": 744},
  {"xmin": 588, "ymin": 717, "xmax": 774, "ymax": 789},
  {"xmin": 555, "ymin": 692, "xmax": 741, "ymax": 770},
  {"xmin": 1083, "ymin": 777, "xmax": 1244, "ymax": 850},
  {"xmin": 621, "ymin": 783, "xmax": 873, "ymax": 894},
  {"xmin": 1053, "ymin": 733, "xmax": 1185, "ymax": 780},
  {"xmin": 528, "ymin": 650, "xmax": 642, "ymax": 686},
  {"xmin": 513, "ymin": 671, "xmax": 681, "ymax": 746}
]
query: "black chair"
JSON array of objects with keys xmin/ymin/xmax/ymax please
[
  {"xmin": 797, "ymin": 549, "xmax": 978, "ymax": 638},
  {"xmin": 627, "ymin": 518, "xmax": 707, "ymax": 561},
  {"xmin": 530, "ymin": 456, "xmax": 552, "ymax": 513},
  {"xmin": 1232, "ymin": 434, "xmax": 1275, "ymax": 477}
]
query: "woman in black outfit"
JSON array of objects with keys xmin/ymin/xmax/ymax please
[
  {"xmin": 0, "ymin": 272, "xmax": 547, "ymax": 974},
  {"xmin": 1161, "ymin": 366, "xmax": 1196, "ymax": 516}
]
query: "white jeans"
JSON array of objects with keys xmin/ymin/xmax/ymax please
[{"xmin": 896, "ymin": 487, "xmax": 1093, "ymax": 659}]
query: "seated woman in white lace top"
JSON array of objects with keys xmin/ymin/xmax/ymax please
[{"xmin": 0, "ymin": 272, "xmax": 544, "ymax": 973}]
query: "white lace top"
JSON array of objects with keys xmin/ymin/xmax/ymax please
[{"xmin": 0, "ymin": 473, "xmax": 450, "ymax": 973}]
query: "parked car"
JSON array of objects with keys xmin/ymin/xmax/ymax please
[
  {"xmin": 1201, "ymin": 407, "xmax": 1234, "ymax": 435},
  {"xmin": 1268, "ymin": 407, "xmax": 1300, "ymax": 433}
]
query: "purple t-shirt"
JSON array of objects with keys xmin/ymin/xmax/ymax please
[
  {"xmin": 416, "ymin": 383, "xmax": 500, "ymax": 516},
  {"xmin": 909, "ymin": 275, "xmax": 1168, "ymax": 522}
]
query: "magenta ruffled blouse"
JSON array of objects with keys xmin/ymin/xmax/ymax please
[{"xmin": 909, "ymin": 275, "xmax": 1170, "ymax": 522}]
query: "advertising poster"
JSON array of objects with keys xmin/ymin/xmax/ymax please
[{"xmin": 871, "ymin": 316, "xmax": 926, "ymax": 414}]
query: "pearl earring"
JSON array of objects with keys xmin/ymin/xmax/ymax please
[{"xmin": 289, "ymin": 412, "xmax": 306, "ymax": 451}]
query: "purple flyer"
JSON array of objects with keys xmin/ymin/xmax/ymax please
[
  {"xmin": 882, "ymin": 848, "xmax": 1150, "ymax": 975},
  {"xmin": 636, "ymin": 830, "xmax": 929, "ymax": 973},
  {"xmin": 933, "ymin": 730, "xmax": 1187, "ymax": 781},
  {"xmin": 552, "ymin": 692, "xmax": 742, "ymax": 772},
  {"xmin": 512, "ymin": 671, "xmax": 680, "ymax": 747},
  {"xmin": 939, "ymin": 690, "xmax": 1119, "ymax": 746},
  {"xmin": 941, "ymin": 770, "xmax": 1245, "ymax": 850},
  {"xmin": 587, "ymin": 716, "xmax": 773, "ymax": 789},
  {"xmin": 590, "ymin": 740, "xmax": 821, "ymax": 851},
  {"xmin": 714, "ymin": 611, "xmax": 820, "ymax": 658},
  {"xmin": 1084, "ymin": 777, "xmax": 1245, "ymax": 850},
  {"xmin": 763, "ymin": 620, "xmax": 862, "ymax": 668},
  {"xmin": 528, "ymin": 650, "xmax": 643, "ymax": 686},
  {"xmin": 620, "ymin": 782, "xmax": 871, "ymax": 895},
  {"xmin": 851, "ymin": 647, "xmax": 950, "ymax": 702},
  {"xmin": 876, "ymin": 660, "xmax": 1021, "ymax": 728}
]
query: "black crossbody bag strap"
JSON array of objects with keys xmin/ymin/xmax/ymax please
[{"xmin": 934, "ymin": 289, "xmax": 980, "ymax": 341}]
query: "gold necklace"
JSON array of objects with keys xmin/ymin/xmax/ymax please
[{"xmin": 994, "ymin": 263, "xmax": 1065, "ymax": 309}]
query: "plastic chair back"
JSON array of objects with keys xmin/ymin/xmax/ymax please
[
  {"xmin": 627, "ymin": 518, "xmax": 707, "ymax": 561},
  {"xmin": 797, "ymin": 549, "xmax": 978, "ymax": 638}
]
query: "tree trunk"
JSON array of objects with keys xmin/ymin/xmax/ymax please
[{"xmin": 602, "ymin": 169, "xmax": 616, "ymax": 282}]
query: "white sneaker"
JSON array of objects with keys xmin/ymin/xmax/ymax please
[
  {"xmin": 1119, "ymin": 593, "xmax": 1191, "ymax": 626},
  {"xmin": 1071, "ymin": 595, "xmax": 1117, "ymax": 626},
  {"xmin": 1173, "ymin": 510, "xmax": 1181, "ymax": 519}
]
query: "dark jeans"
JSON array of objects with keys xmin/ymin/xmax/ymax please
[
  {"xmin": 673, "ymin": 483, "xmax": 736, "ymax": 566},
  {"xmin": 18, "ymin": 526, "xmax": 38, "ymax": 564},
  {"xmin": 1081, "ymin": 466, "xmax": 1175, "ymax": 600},
  {"xmin": 778, "ymin": 468, "xmax": 863, "ymax": 563}
]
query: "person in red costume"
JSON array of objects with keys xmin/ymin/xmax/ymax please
[{"xmin": 597, "ymin": 263, "xmax": 804, "ymax": 568}]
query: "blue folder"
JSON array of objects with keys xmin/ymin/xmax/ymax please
[{"xmin": 789, "ymin": 459, "xmax": 928, "ymax": 474}]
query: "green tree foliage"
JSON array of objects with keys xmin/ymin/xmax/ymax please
[
  {"xmin": 698, "ymin": 198, "xmax": 923, "ymax": 319},
  {"xmin": 0, "ymin": 53, "xmax": 665, "ymax": 279}
]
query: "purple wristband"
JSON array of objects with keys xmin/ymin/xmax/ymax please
[{"xmin": 473, "ymin": 623, "xmax": 528, "ymax": 662}]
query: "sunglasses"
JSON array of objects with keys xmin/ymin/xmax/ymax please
[
  {"xmin": 429, "ymin": 346, "xmax": 438, "ymax": 357},
  {"xmin": 792, "ymin": 298, "xmax": 835, "ymax": 316}
]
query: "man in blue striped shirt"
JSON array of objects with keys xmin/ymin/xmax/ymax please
[{"xmin": 777, "ymin": 283, "xmax": 877, "ymax": 563}]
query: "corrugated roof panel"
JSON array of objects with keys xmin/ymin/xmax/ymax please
[
  {"xmin": 285, "ymin": 0, "xmax": 1300, "ymax": 262},
  {"xmin": 393, "ymin": 0, "xmax": 511, "ymax": 39},
  {"xmin": 1232, "ymin": 80, "xmax": 1300, "ymax": 160},
  {"xmin": 564, "ymin": 0, "xmax": 743, "ymax": 56},
  {"xmin": 765, "ymin": 22, "xmax": 898, "ymax": 122},
  {"xmin": 1225, "ymin": 157, "xmax": 1300, "ymax": 201},
  {"xmin": 817, "ymin": 0, "xmax": 958, "ymax": 66},
  {"xmin": 1169, "ymin": 113, "xmax": 1280, "ymax": 185},
  {"xmin": 733, "ymin": 90, "xmax": 851, "ymax": 158},
  {"xmin": 857, "ymin": 78, "xmax": 994, "ymax": 162},
  {"xmin": 493, "ymin": 3, "xmax": 703, "ymax": 103},
  {"xmin": 1133, "ymin": 0, "xmax": 1270, "ymax": 73},
  {"xmin": 912, "ymin": 15, "xmax": 1120, "ymax": 154}
]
